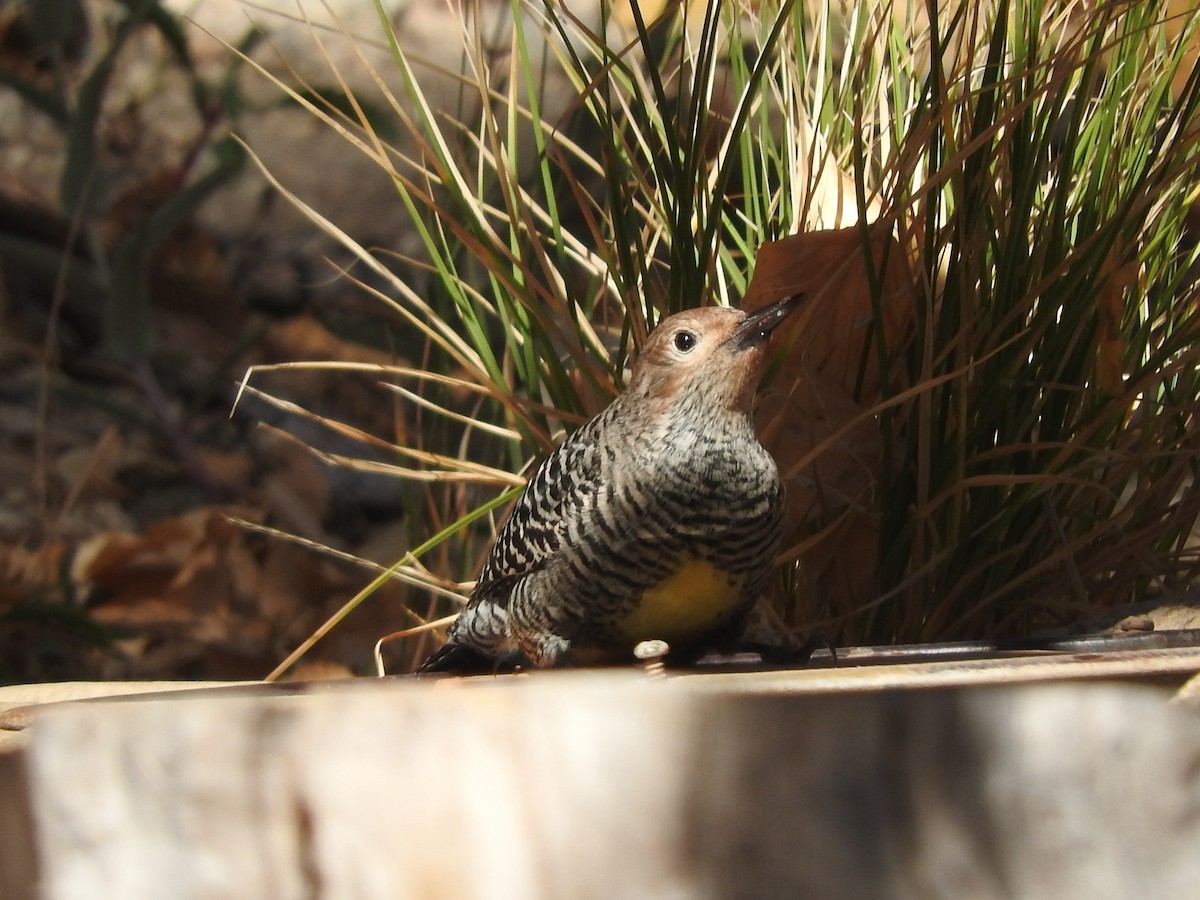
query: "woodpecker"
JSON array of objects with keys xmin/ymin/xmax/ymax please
[{"xmin": 417, "ymin": 294, "xmax": 804, "ymax": 673}]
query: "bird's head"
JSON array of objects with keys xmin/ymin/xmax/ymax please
[{"xmin": 625, "ymin": 294, "xmax": 805, "ymax": 415}]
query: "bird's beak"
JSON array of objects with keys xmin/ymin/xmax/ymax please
[{"xmin": 733, "ymin": 293, "xmax": 805, "ymax": 348}]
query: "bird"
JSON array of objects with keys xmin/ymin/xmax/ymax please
[{"xmin": 416, "ymin": 293, "xmax": 805, "ymax": 673}]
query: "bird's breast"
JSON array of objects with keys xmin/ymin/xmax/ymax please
[{"xmin": 617, "ymin": 557, "xmax": 744, "ymax": 643}]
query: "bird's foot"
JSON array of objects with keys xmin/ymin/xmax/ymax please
[{"xmin": 740, "ymin": 633, "xmax": 837, "ymax": 666}]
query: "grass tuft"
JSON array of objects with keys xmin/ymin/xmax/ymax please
[{"xmin": 240, "ymin": 0, "xmax": 1200, "ymax": 672}]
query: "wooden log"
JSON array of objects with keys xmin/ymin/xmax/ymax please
[
  {"xmin": 0, "ymin": 747, "xmax": 35, "ymax": 899},
  {"xmin": 7, "ymin": 672, "xmax": 1200, "ymax": 899}
]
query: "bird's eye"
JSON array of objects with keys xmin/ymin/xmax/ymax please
[{"xmin": 673, "ymin": 330, "xmax": 697, "ymax": 353}]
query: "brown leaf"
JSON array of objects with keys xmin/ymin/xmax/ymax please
[
  {"xmin": 196, "ymin": 447, "xmax": 256, "ymax": 493},
  {"xmin": 55, "ymin": 428, "xmax": 127, "ymax": 505},
  {"xmin": 745, "ymin": 224, "xmax": 917, "ymax": 399},
  {"xmin": 73, "ymin": 508, "xmax": 259, "ymax": 616},
  {"xmin": 280, "ymin": 660, "xmax": 356, "ymax": 682},
  {"xmin": 748, "ymin": 225, "xmax": 920, "ymax": 635},
  {"xmin": 262, "ymin": 314, "xmax": 398, "ymax": 366},
  {"xmin": 0, "ymin": 542, "xmax": 68, "ymax": 608},
  {"xmin": 1095, "ymin": 248, "xmax": 1135, "ymax": 395},
  {"xmin": 258, "ymin": 434, "xmax": 333, "ymax": 541}
]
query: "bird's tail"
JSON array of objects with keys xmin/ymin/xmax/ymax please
[{"xmin": 415, "ymin": 642, "xmax": 505, "ymax": 675}]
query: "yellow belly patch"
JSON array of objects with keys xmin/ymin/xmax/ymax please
[{"xmin": 619, "ymin": 558, "xmax": 743, "ymax": 642}]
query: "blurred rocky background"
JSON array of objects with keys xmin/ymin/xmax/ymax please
[{"xmin": 0, "ymin": 0, "xmax": 520, "ymax": 681}]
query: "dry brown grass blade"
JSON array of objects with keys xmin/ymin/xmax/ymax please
[{"xmin": 241, "ymin": 397, "xmax": 525, "ymax": 487}]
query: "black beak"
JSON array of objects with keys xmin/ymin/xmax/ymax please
[{"xmin": 733, "ymin": 293, "xmax": 805, "ymax": 348}]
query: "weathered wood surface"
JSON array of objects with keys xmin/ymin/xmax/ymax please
[
  {"xmin": 0, "ymin": 681, "xmax": 256, "ymax": 754},
  {"xmin": 3, "ymin": 664, "xmax": 1200, "ymax": 900}
]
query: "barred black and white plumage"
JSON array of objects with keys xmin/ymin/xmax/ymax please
[{"xmin": 417, "ymin": 294, "xmax": 804, "ymax": 673}]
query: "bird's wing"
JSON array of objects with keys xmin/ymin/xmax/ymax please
[
  {"xmin": 473, "ymin": 412, "xmax": 607, "ymax": 594},
  {"xmin": 420, "ymin": 412, "xmax": 613, "ymax": 670}
]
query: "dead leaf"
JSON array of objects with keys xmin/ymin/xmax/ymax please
[
  {"xmin": 279, "ymin": 660, "xmax": 355, "ymax": 682},
  {"xmin": 748, "ymin": 225, "xmax": 919, "ymax": 636},
  {"xmin": 1095, "ymin": 247, "xmax": 1135, "ymax": 395},
  {"xmin": 257, "ymin": 433, "xmax": 333, "ymax": 541},
  {"xmin": 55, "ymin": 428, "xmax": 127, "ymax": 506},
  {"xmin": 745, "ymin": 224, "xmax": 917, "ymax": 398},
  {"xmin": 262, "ymin": 314, "xmax": 398, "ymax": 366},
  {"xmin": 196, "ymin": 447, "xmax": 256, "ymax": 493},
  {"xmin": 0, "ymin": 542, "xmax": 68, "ymax": 608}
]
